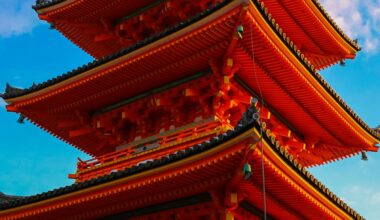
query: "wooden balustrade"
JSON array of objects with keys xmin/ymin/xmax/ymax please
[{"xmin": 70, "ymin": 118, "xmax": 223, "ymax": 182}]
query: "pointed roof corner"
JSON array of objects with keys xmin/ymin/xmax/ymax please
[
  {"xmin": 33, "ymin": 0, "xmax": 62, "ymax": 10},
  {"xmin": 312, "ymin": 0, "xmax": 361, "ymax": 51},
  {"xmin": 3, "ymin": 83, "xmax": 25, "ymax": 100},
  {"xmin": 0, "ymin": 192, "xmax": 24, "ymax": 204},
  {"xmin": 374, "ymin": 125, "xmax": 380, "ymax": 133}
]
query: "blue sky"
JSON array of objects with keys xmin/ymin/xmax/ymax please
[{"xmin": 0, "ymin": 0, "xmax": 379, "ymax": 219}]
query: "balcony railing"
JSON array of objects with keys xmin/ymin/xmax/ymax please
[{"xmin": 69, "ymin": 117, "xmax": 227, "ymax": 182}]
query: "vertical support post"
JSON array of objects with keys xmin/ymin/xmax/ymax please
[
  {"xmin": 220, "ymin": 192, "xmax": 238, "ymax": 220},
  {"xmin": 221, "ymin": 210, "xmax": 234, "ymax": 220},
  {"xmin": 210, "ymin": 189, "xmax": 236, "ymax": 220}
]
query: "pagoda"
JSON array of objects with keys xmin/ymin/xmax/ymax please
[{"xmin": 0, "ymin": 0, "xmax": 379, "ymax": 219}]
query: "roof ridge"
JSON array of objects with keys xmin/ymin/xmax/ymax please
[
  {"xmin": 7, "ymin": 0, "xmax": 378, "ymax": 140},
  {"xmin": 32, "ymin": 0, "xmax": 361, "ymax": 52},
  {"xmin": 311, "ymin": 0, "xmax": 361, "ymax": 51},
  {"xmin": 0, "ymin": 103, "xmax": 256, "ymax": 211},
  {"xmin": 33, "ymin": 0, "xmax": 65, "ymax": 10},
  {"xmin": 3, "ymin": 0, "xmax": 231, "ymax": 100},
  {"xmin": 259, "ymin": 122, "xmax": 365, "ymax": 220},
  {"xmin": 0, "ymin": 192, "xmax": 24, "ymax": 204},
  {"xmin": 0, "ymin": 104, "xmax": 364, "ymax": 219},
  {"xmin": 252, "ymin": 0, "xmax": 379, "ymax": 140}
]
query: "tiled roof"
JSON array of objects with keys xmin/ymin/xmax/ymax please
[
  {"xmin": 4, "ymin": 0, "xmax": 377, "ymax": 141},
  {"xmin": 33, "ymin": 0, "xmax": 65, "ymax": 10},
  {"xmin": 251, "ymin": 0, "xmax": 380, "ymax": 140},
  {"xmin": 0, "ymin": 104, "xmax": 364, "ymax": 219},
  {"xmin": 260, "ymin": 122, "xmax": 365, "ymax": 220},
  {"xmin": 32, "ymin": 0, "xmax": 361, "ymax": 52},
  {"xmin": 2, "ymin": 0, "xmax": 231, "ymax": 100},
  {"xmin": 0, "ymin": 193, "xmax": 23, "ymax": 204},
  {"xmin": 311, "ymin": 0, "xmax": 360, "ymax": 51},
  {"xmin": 0, "ymin": 105, "xmax": 255, "ymax": 211}
]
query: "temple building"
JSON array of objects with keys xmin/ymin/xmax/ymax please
[{"xmin": 0, "ymin": 0, "xmax": 379, "ymax": 219}]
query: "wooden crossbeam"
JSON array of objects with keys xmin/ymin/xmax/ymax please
[
  {"xmin": 286, "ymin": 138, "xmax": 306, "ymax": 150},
  {"xmin": 69, "ymin": 128, "xmax": 94, "ymax": 138},
  {"xmin": 94, "ymin": 34, "xmax": 115, "ymax": 42},
  {"xmin": 271, "ymin": 126, "xmax": 291, "ymax": 138},
  {"xmin": 57, "ymin": 120, "xmax": 80, "ymax": 128},
  {"xmin": 185, "ymin": 88, "xmax": 201, "ymax": 97}
]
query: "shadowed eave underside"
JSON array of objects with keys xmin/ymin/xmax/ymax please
[
  {"xmin": 3, "ymin": 0, "xmax": 378, "ymax": 144},
  {"xmin": 33, "ymin": 0, "xmax": 360, "ymax": 52},
  {"xmin": 0, "ymin": 105, "xmax": 365, "ymax": 219}
]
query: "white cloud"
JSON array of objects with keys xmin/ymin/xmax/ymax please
[
  {"xmin": 320, "ymin": 0, "xmax": 380, "ymax": 53},
  {"xmin": 342, "ymin": 185, "xmax": 380, "ymax": 219},
  {"xmin": 0, "ymin": 0, "xmax": 42, "ymax": 37},
  {"xmin": 0, "ymin": 99, "xmax": 6, "ymax": 107}
]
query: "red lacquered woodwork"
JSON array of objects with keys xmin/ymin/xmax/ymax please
[
  {"xmin": 4, "ymin": 0, "xmax": 377, "ymax": 167},
  {"xmin": 0, "ymin": 0, "xmax": 377, "ymax": 219}
]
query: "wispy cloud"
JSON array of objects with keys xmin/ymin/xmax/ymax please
[
  {"xmin": 0, "ymin": 0, "xmax": 41, "ymax": 37},
  {"xmin": 320, "ymin": 0, "xmax": 380, "ymax": 53},
  {"xmin": 0, "ymin": 99, "xmax": 6, "ymax": 107},
  {"xmin": 342, "ymin": 185, "xmax": 380, "ymax": 219}
]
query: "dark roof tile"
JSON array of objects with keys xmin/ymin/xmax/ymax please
[
  {"xmin": 11, "ymin": 2, "xmax": 374, "ymax": 144},
  {"xmin": 4, "ymin": 0, "xmax": 231, "ymax": 100},
  {"xmin": 259, "ymin": 122, "xmax": 365, "ymax": 220},
  {"xmin": 311, "ymin": 0, "xmax": 360, "ymax": 50},
  {"xmin": 0, "ymin": 104, "xmax": 364, "ymax": 219},
  {"xmin": 252, "ymin": 0, "xmax": 379, "ymax": 140},
  {"xmin": 0, "ymin": 192, "xmax": 24, "ymax": 204},
  {"xmin": 33, "ymin": 0, "xmax": 65, "ymax": 10}
]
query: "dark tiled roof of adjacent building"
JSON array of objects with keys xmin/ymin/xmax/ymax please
[{"xmin": 0, "ymin": 104, "xmax": 364, "ymax": 220}]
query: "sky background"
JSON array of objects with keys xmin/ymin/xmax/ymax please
[{"xmin": 0, "ymin": 0, "xmax": 379, "ymax": 219}]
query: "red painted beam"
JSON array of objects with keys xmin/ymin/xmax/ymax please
[{"xmin": 69, "ymin": 128, "xmax": 94, "ymax": 138}]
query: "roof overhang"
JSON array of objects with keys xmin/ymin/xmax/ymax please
[
  {"xmin": 0, "ymin": 117, "xmax": 363, "ymax": 219},
  {"xmin": 5, "ymin": 0, "xmax": 243, "ymax": 104},
  {"xmin": 2, "ymin": 0, "xmax": 378, "ymax": 160},
  {"xmin": 34, "ymin": 0, "xmax": 76, "ymax": 13},
  {"xmin": 242, "ymin": 0, "xmax": 379, "ymax": 148},
  {"xmin": 34, "ymin": 0, "xmax": 360, "ymax": 66},
  {"xmin": 3, "ymin": 1, "xmax": 244, "ymax": 156}
]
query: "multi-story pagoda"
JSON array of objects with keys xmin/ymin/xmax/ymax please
[{"xmin": 1, "ymin": 0, "xmax": 379, "ymax": 219}]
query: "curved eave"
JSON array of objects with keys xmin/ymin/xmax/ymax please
[
  {"xmin": 3, "ymin": 1, "xmax": 241, "ymax": 156},
  {"xmin": 0, "ymin": 193, "xmax": 23, "ymax": 204},
  {"xmin": 259, "ymin": 0, "xmax": 359, "ymax": 70},
  {"xmin": 34, "ymin": 0, "xmax": 161, "ymax": 59},
  {"xmin": 248, "ymin": 0, "xmax": 379, "ymax": 145},
  {"xmin": 34, "ymin": 0, "xmax": 360, "ymax": 71},
  {"xmin": 34, "ymin": 0, "xmax": 360, "ymax": 54},
  {"xmin": 0, "ymin": 118, "xmax": 256, "ymax": 216},
  {"xmin": 0, "ymin": 114, "xmax": 363, "ymax": 219},
  {"xmin": 4, "ymin": 0, "xmax": 240, "ymax": 103},
  {"xmin": 257, "ymin": 124, "xmax": 364, "ymax": 220},
  {"xmin": 310, "ymin": 0, "xmax": 361, "ymax": 52},
  {"xmin": 33, "ymin": 0, "xmax": 74, "ymax": 13}
]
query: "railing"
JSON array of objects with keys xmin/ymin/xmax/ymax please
[{"xmin": 69, "ymin": 118, "xmax": 226, "ymax": 182}]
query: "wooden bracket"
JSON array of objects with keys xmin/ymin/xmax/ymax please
[
  {"xmin": 5, "ymin": 105, "xmax": 18, "ymax": 112},
  {"xmin": 69, "ymin": 127, "xmax": 94, "ymax": 138}
]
